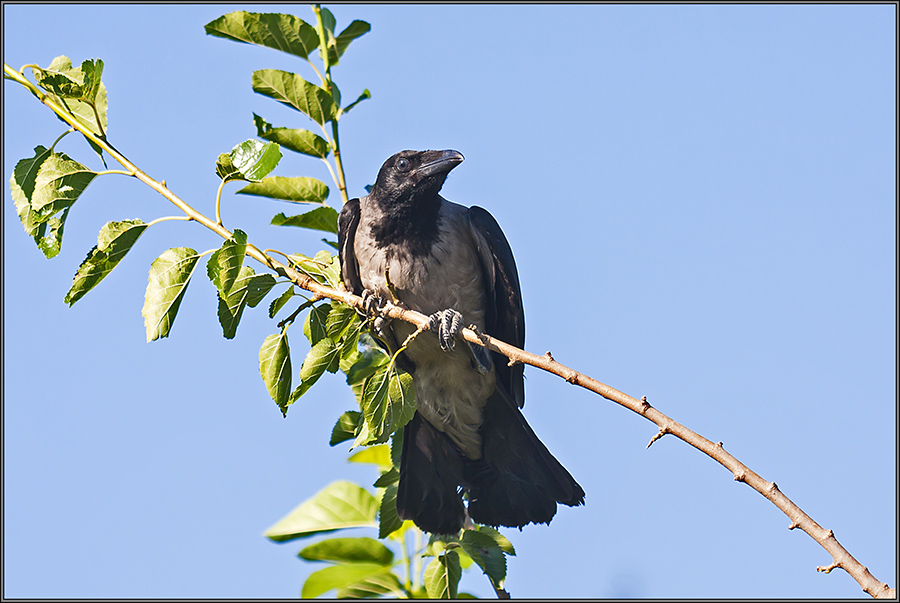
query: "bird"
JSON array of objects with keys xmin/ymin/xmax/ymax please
[{"xmin": 338, "ymin": 149, "xmax": 584, "ymax": 534}]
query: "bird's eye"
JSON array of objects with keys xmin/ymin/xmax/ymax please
[{"xmin": 396, "ymin": 157, "xmax": 410, "ymax": 171}]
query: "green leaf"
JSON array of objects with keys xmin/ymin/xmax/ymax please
[
  {"xmin": 348, "ymin": 444, "xmax": 391, "ymax": 468},
  {"xmin": 264, "ymin": 480, "xmax": 378, "ymax": 542},
  {"xmin": 326, "ymin": 301, "xmax": 360, "ymax": 344},
  {"xmin": 217, "ymin": 266, "xmax": 277, "ymax": 339},
  {"xmin": 300, "ymin": 337, "xmax": 341, "ymax": 382},
  {"xmin": 207, "ymin": 229, "xmax": 247, "ymax": 296},
  {"xmin": 65, "ymin": 219, "xmax": 148, "ymax": 305},
  {"xmin": 237, "ymin": 175, "xmax": 328, "ymax": 204},
  {"xmin": 330, "ymin": 410, "xmax": 363, "ymax": 446},
  {"xmin": 251, "ymin": 69, "xmax": 335, "ymax": 126},
  {"xmin": 142, "ymin": 247, "xmax": 200, "ymax": 342},
  {"xmin": 31, "ymin": 56, "xmax": 108, "ymax": 137},
  {"xmin": 11, "ymin": 148, "xmax": 96, "ymax": 256},
  {"xmin": 335, "ymin": 571, "xmax": 404, "ymax": 599},
  {"xmin": 204, "ymin": 11, "xmax": 320, "ymax": 60},
  {"xmin": 298, "ymin": 537, "xmax": 393, "ymax": 565},
  {"xmin": 290, "ymin": 250, "xmax": 336, "ymax": 286},
  {"xmin": 303, "ymin": 302, "xmax": 332, "ymax": 346},
  {"xmin": 344, "ymin": 340, "xmax": 390, "ymax": 387},
  {"xmin": 259, "ymin": 329, "xmax": 292, "ymax": 415},
  {"xmin": 460, "ymin": 529, "xmax": 507, "ymax": 589},
  {"xmin": 301, "ymin": 563, "xmax": 394, "ymax": 599},
  {"xmin": 252, "ymin": 114, "xmax": 330, "ymax": 158},
  {"xmin": 268, "ymin": 285, "xmax": 295, "ymax": 319},
  {"xmin": 377, "ymin": 482, "xmax": 404, "ymax": 539},
  {"xmin": 424, "ymin": 551, "xmax": 461, "ymax": 599},
  {"xmin": 342, "ymin": 88, "xmax": 371, "ymax": 115},
  {"xmin": 373, "ymin": 466, "xmax": 399, "ymax": 489},
  {"xmin": 217, "ymin": 140, "xmax": 281, "ymax": 182},
  {"xmin": 476, "ymin": 526, "xmax": 516, "ymax": 556},
  {"xmin": 332, "ymin": 20, "xmax": 371, "ymax": 64},
  {"xmin": 359, "ymin": 366, "xmax": 416, "ymax": 445},
  {"xmin": 271, "ymin": 206, "xmax": 339, "ymax": 234}
]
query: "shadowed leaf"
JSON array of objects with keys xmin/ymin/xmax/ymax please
[
  {"xmin": 252, "ymin": 69, "xmax": 335, "ymax": 125},
  {"xmin": 204, "ymin": 11, "xmax": 320, "ymax": 60},
  {"xmin": 271, "ymin": 206, "xmax": 338, "ymax": 234},
  {"xmin": 330, "ymin": 410, "xmax": 363, "ymax": 446},
  {"xmin": 298, "ymin": 537, "xmax": 393, "ymax": 565},
  {"xmin": 217, "ymin": 266, "xmax": 277, "ymax": 339},
  {"xmin": 253, "ymin": 113, "xmax": 329, "ymax": 158},
  {"xmin": 207, "ymin": 229, "xmax": 247, "ymax": 296}
]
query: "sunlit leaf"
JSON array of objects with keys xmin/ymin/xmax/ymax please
[
  {"xmin": 298, "ymin": 537, "xmax": 393, "ymax": 565},
  {"xmin": 335, "ymin": 571, "xmax": 404, "ymax": 599},
  {"xmin": 424, "ymin": 551, "xmax": 461, "ymax": 599},
  {"xmin": 142, "ymin": 247, "xmax": 201, "ymax": 342},
  {"xmin": 303, "ymin": 302, "xmax": 331, "ymax": 346},
  {"xmin": 271, "ymin": 206, "xmax": 339, "ymax": 234},
  {"xmin": 204, "ymin": 11, "xmax": 320, "ymax": 60},
  {"xmin": 217, "ymin": 140, "xmax": 281, "ymax": 182},
  {"xmin": 207, "ymin": 229, "xmax": 247, "ymax": 296},
  {"xmin": 359, "ymin": 366, "xmax": 416, "ymax": 445},
  {"xmin": 31, "ymin": 56, "xmax": 108, "ymax": 136},
  {"xmin": 252, "ymin": 69, "xmax": 335, "ymax": 126},
  {"xmin": 65, "ymin": 219, "xmax": 148, "ymax": 305},
  {"xmin": 301, "ymin": 563, "xmax": 393, "ymax": 599},
  {"xmin": 348, "ymin": 444, "xmax": 391, "ymax": 468},
  {"xmin": 264, "ymin": 480, "xmax": 378, "ymax": 542},
  {"xmin": 237, "ymin": 175, "xmax": 328, "ymax": 204},
  {"xmin": 259, "ymin": 329, "xmax": 292, "ymax": 415},
  {"xmin": 252, "ymin": 114, "xmax": 329, "ymax": 158},
  {"xmin": 476, "ymin": 526, "xmax": 516, "ymax": 556}
]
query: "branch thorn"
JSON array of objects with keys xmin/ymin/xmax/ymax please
[
  {"xmin": 646, "ymin": 427, "xmax": 668, "ymax": 449},
  {"xmin": 817, "ymin": 561, "xmax": 840, "ymax": 574}
]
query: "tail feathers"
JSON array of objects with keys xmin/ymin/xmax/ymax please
[
  {"xmin": 465, "ymin": 388, "xmax": 585, "ymax": 528},
  {"xmin": 396, "ymin": 412, "xmax": 467, "ymax": 535}
]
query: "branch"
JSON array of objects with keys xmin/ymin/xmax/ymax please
[{"xmin": 6, "ymin": 61, "xmax": 893, "ymax": 600}]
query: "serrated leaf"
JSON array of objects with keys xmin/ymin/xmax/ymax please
[
  {"xmin": 142, "ymin": 247, "xmax": 200, "ymax": 342},
  {"xmin": 204, "ymin": 11, "xmax": 320, "ymax": 60},
  {"xmin": 300, "ymin": 337, "xmax": 341, "ymax": 383},
  {"xmin": 330, "ymin": 410, "xmax": 363, "ymax": 446},
  {"xmin": 217, "ymin": 266, "xmax": 277, "ymax": 339},
  {"xmin": 373, "ymin": 466, "xmax": 399, "ymax": 489},
  {"xmin": 268, "ymin": 285, "xmax": 295, "ymax": 319},
  {"xmin": 206, "ymin": 229, "xmax": 247, "ymax": 296},
  {"xmin": 301, "ymin": 563, "xmax": 394, "ymax": 599},
  {"xmin": 344, "ymin": 344, "xmax": 390, "ymax": 386},
  {"xmin": 271, "ymin": 206, "xmax": 339, "ymax": 234},
  {"xmin": 252, "ymin": 69, "xmax": 335, "ymax": 126},
  {"xmin": 378, "ymin": 483, "xmax": 404, "ymax": 539},
  {"xmin": 461, "ymin": 530, "xmax": 507, "ymax": 589},
  {"xmin": 298, "ymin": 537, "xmax": 393, "ymax": 565},
  {"xmin": 32, "ymin": 56, "xmax": 107, "ymax": 137},
  {"xmin": 65, "ymin": 219, "xmax": 148, "ymax": 305},
  {"xmin": 304, "ymin": 303, "xmax": 332, "ymax": 346},
  {"xmin": 335, "ymin": 571, "xmax": 404, "ymax": 599},
  {"xmin": 259, "ymin": 330, "xmax": 292, "ymax": 415},
  {"xmin": 253, "ymin": 114, "xmax": 330, "ymax": 158},
  {"xmin": 359, "ymin": 366, "xmax": 416, "ymax": 445},
  {"xmin": 237, "ymin": 175, "xmax": 329, "ymax": 204},
  {"xmin": 34, "ymin": 207, "xmax": 69, "ymax": 259},
  {"xmin": 326, "ymin": 301, "xmax": 359, "ymax": 342},
  {"xmin": 264, "ymin": 480, "xmax": 378, "ymax": 542},
  {"xmin": 348, "ymin": 444, "xmax": 391, "ymax": 468},
  {"xmin": 10, "ymin": 145, "xmax": 53, "ymax": 237},
  {"xmin": 290, "ymin": 250, "xmax": 336, "ymax": 286},
  {"xmin": 424, "ymin": 551, "xmax": 461, "ymax": 599},
  {"xmin": 217, "ymin": 140, "xmax": 281, "ymax": 182}
]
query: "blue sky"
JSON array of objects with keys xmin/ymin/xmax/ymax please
[{"xmin": 3, "ymin": 3, "xmax": 896, "ymax": 598}]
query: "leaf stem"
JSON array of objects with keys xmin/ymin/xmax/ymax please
[
  {"xmin": 215, "ymin": 179, "xmax": 227, "ymax": 226},
  {"xmin": 96, "ymin": 169, "xmax": 136, "ymax": 177},
  {"xmin": 146, "ymin": 215, "xmax": 192, "ymax": 228},
  {"xmin": 49, "ymin": 128, "xmax": 75, "ymax": 152}
]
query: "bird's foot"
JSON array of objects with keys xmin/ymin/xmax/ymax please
[
  {"xmin": 428, "ymin": 308, "xmax": 462, "ymax": 352},
  {"xmin": 360, "ymin": 289, "xmax": 391, "ymax": 335}
]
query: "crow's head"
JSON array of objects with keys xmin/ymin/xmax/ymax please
[{"xmin": 370, "ymin": 149, "xmax": 464, "ymax": 208}]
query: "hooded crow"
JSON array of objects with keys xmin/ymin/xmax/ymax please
[{"xmin": 338, "ymin": 149, "xmax": 584, "ymax": 534}]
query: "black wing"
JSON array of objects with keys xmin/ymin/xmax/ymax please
[
  {"xmin": 337, "ymin": 198, "xmax": 363, "ymax": 295},
  {"xmin": 468, "ymin": 206, "xmax": 525, "ymax": 408}
]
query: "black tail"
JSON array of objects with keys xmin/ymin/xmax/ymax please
[
  {"xmin": 465, "ymin": 388, "xmax": 585, "ymax": 528},
  {"xmin": 396, "ymin": 412, "xmax": 467, "ymax": 535},
  {"xmin": 396, "ymin": 389, "xmax": 584, "ymax": 534}
]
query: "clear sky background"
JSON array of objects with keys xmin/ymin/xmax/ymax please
[{"xmin": 3, "ymin": 3, "xmax": 896, "ymax": 599}]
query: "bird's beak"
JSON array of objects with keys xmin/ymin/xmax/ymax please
[{"xmin": 417, "ymin": 149, "xmax": 465, "ymax": 178}]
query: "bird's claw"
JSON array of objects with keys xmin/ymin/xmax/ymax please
[
  {"xmin": 360, "ymin": 289, "xmax": 391, "ymax": 334},
  {"xmin": 429, "ymin": 308, "xmax": 463, "ymax": 352}
]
